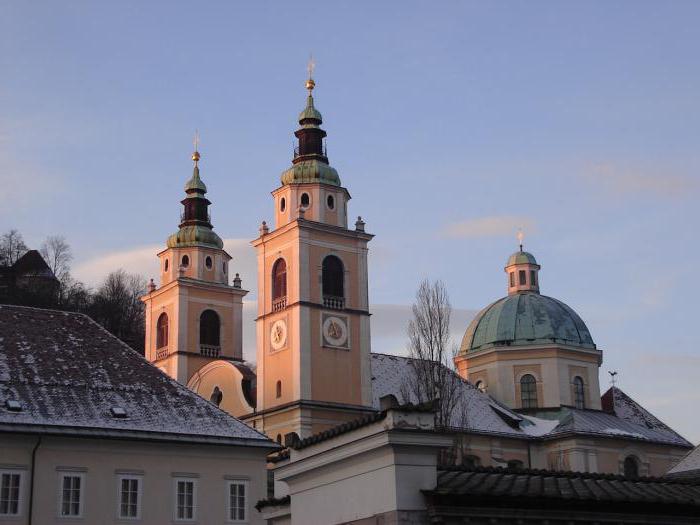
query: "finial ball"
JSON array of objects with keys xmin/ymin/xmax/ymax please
[
  {"xmin": 305, "ymin": 78, "xmax": 315, "ymax": 91},
  {"xmin": 192, "ymin": 151, "xmax": 201, "ymax": 162}
]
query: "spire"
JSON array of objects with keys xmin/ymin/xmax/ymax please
[
  {"xmin": 166, "ymin": 135, "xmax": 223, "ymax": 250},
  {"xmin": 281, "ymin": 59, "xmax": 340, "ymax": 186}
]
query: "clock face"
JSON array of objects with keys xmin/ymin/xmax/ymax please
[
  {"xmin": 322, "ymin": 315, "xmax": 348, "ymax": 348},
  {"xmin": 270, "ymin": 319, "xmax": 287, "ymax": 350}
]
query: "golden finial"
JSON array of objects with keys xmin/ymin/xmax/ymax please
[
  {"xmin": 517, "ymin": 229, "xmax": 524, "ymax": 252},
  {"xmin": 192, "ymin": 130, "xmax": 201, "ymax": 163},
  {"xmin": 305, "ymin": 54, "xmax": 316, "ymax": 92}
]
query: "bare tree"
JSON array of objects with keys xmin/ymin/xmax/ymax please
[
  {"xmin": 403, "ymin": 279, "xmax": 466, "ymax": 429},
  {"xmin": 40, "ymin": 235, "xmax": 73, "ymax": 280},
  {"xmin": 90, "ymin": 269, "xmax": 146, "ymax": 353},
  {"xmin": 0, "ymin": 229, "xmax": 28, "ymax": 266}
]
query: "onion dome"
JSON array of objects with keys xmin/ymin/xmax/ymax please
[
  {"xmin": 460, "ymin": 292, "xmax": 596, "ymax": 353},
  {"xmin": 280, "ymin": 72, "xmax": 341, "ymax": 187},
  {"xmin": 167, "ymin": 148, "xmax": 223, "ymax": 250}
]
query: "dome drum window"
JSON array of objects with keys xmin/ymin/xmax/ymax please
[
  {"xmin": 164, "ymin": 259, "xmax": 169, "ymax": 272},
  {"xmin": 326, "ymin": 194, "xmax": 335, "ymax": 210},
  {"xmin": 205, "ymin": 256, "xmax": 213, "ymax": 269},
  {"xmin": 280, "ymin": 197, "xmax": 286, "ymax": 212},
  {"xmin": 520, "ymin": 374, "xmax": 538, "ymax": 409},
  {"xmin": 181, "ymin": 255, "xmax": 190, "ymax": 268},
  {"xmin": 300, "ymin": 192, "xmax": 310, "ymax": 209}
]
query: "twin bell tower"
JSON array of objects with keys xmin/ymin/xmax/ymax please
[{"xmin": 142, "ymin": 68, "xmax": 375, "ymax": 442}]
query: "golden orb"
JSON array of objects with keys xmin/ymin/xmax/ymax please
[
  {"xmin": 305, "ymin": 78, "xmax": 315, "ymax": 91},
  {"xmin": 192, "ymin": 151, "xmax": 201, "ymax": 162}
]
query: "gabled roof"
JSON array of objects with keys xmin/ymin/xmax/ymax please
[
  {"xmin": 10, "ymin": 250, "xmax": 56, "ymax": 279},
  {"xmin": 668, "ymin": 445, "xmax": 700, "ymax": 480},
  {"xmin": 0, "ymin": 305, "xmax": 276, "ymax": 448}
]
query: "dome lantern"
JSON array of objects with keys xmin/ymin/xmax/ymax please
[{"xmin": 505, "ymin": 233, "xmax": 540, "ymax": 295}]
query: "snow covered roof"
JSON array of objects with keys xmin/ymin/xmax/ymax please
[
  {"xmin": 667, "ymin": 445, "xmax": 700, "ymax": 479},
  {"xmin": 370, "ymin": 353, "xmax": 692, "ymax": 447},
  {"xmin": 0, "ymin": 305, "xmax": 275, "ymax": 448}
]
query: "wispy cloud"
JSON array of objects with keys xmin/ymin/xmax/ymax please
[
  {"xmin": 442, "ymin": 215, "xmax": 536, "ymax": 239},
  {"xmin": 581, "ymin": 162, "xmax": 698, "ymax": 198},
  {"xmin": 73, "ymin": 238, "xmax": 257, "ymax": 288}
]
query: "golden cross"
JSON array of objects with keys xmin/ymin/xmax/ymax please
[
  {"xmin": 517, "ymin": 229, "xmax": 524, "ymax": 251},
  {"xmin": 307, "ymin": 54, "xmax": 316, "ymax": 79},
  {"xmin": 193, "ymin": 130, "xmax": 200, "ymax": 152}
]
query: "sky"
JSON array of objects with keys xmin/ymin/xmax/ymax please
[{"xmin": 1, "ymin": 2, "xmax": 699, "ymax": 442}]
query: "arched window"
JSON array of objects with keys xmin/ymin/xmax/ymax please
[
  {"xmin": 200, "ymin": 310, "xmax": 220, "ymax": 347},
  {"xmin": 624, "ymin": 455, "xmax": 639, "ymax": 478},
  {"xmin": 573, "ymin": 376, "xmax": 585, "ymax": 409},
  {"xmin": 156, "ymin": 313, "xmax": 168, "ymax": 349},
  {"xmin": 322, "ymin": 255, "xmax": 344, "ymax": 299},
  {"xmin": 272, "ymin": 259, "xmax": 287, "ymax": 301},
  {"xmin": 276, "ymin": 381, "xmax": 282, "ymax": 398},
  {"xmin": 164, "ymin": 259, "xmax": 169, "ymax": 272},
  {"xmin": 280, "ymin": 197, "xmax": 286, "ymax": 212},
  {"xmin": 520, "ymin": 374, "xmax": 538, "ymax": 408},
  {"xmin": 181, "ymin": 254, "xmax": 189, "ymax": 268},
  {"xmin": 300, "ymin": 193, "xmax": 310, "ymax": 208}
]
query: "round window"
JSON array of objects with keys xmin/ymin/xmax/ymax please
[
  {"xmin": 181, "ymin": 255, "xmax": 189, "ymax": 268},
  {"xmin": 280, "ymin": 197, "xmax": 286, "ymax": 212},
  {"xmin": 327, "ymin": 194, "xmax": 335, "ymax": 210},
  {"xmin": 300, "ymin": 193, "xmax": 310, "ymax": 208},
  {"xmin": 205, "ymin": 256, "xmax": 212, "ymax": 269},
  {"xmin": 164, "ymin": 259, "xmax": 169, "ymax": 272}
]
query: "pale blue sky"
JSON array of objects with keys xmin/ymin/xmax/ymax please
[{"xmin": 1, "ymin": 2, "xmax": 699, "ymax": 441}]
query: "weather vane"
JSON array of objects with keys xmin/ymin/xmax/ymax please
[
  {"xmin": 517, "ymin": 229, "xmax": 524, "ymax": 252},
  {"xmin": 608, "ymin": 370, "xmax": 618, "ymax": 387},
  {"xmin": 306, "ymin": 54, "xmax": 316, "ymax": 92}
]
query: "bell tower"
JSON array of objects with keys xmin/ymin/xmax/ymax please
[
  {"xmin": 247, "ymin": 71, "xmax": 374, "ymax": 441},
  {"xmin": 142, "ymin": 144, "xmax": 248, "ymax": 385}
]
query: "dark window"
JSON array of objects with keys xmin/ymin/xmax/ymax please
[
  {"xmin": 210, "ymin": 386, "xmax": 223, "ymax": 406},
  {"xmin": 181, "ymin": 254, "xmax": 189, "ymax": 268},
  {"xmin": 223, "ymin": 262, "xmax": 226, "ymax": 273},
  {"xmin": 205, "ymin": 256, "xmax": 212, "ymax": 269},
  {"xmin": 462, "ymin": 455, "xmax": 481, "ymax": 469},
  {"xmin": 327, "ymin": 194, "xmax": 335, "ymax": 209},
  {"xmin": 520, "ymin": 374, "xmax": 538, "ymax": 408},
  {"xmin": 276, "ymin": 434, "xmax": 282, "ymax": 445},
  {"xmin": 156, "ymin": 313, "xmax": 168, "ymax": 349},
  {"xmin": 164, "ymin": 259, "xmax": 169, "ymax": 272},
  {"xmin": 475, "ymin": 380, "xmax": 486, "ymax": 393},
  {"xmin": 322, "ymin": 255, "xmax": 344, "ymax": 298},
  {"xmin": 509, "ymin": 272, "xmax": 515, "ymax": 287},
  {"xmin": 573, "ymin": 376, "xmax": 585, "ymax": 409},
  {"xmin": 300, "ymin": 193, "xmax": 310, "ymax": 208},
  {"xmin": 507, "ymin": 460, "xmax": 524, "ymax": 470},
  {"xmin": 272, "ymin": 259, "xmax": 287, "ymax": 300},
  {"xmin": 530, "ymin": 270, "xmax": 537, "ymax": 286},
  {"xmin": 280, "ymin": 197, "xmax": 286, "ymax": 212},
  {"xmin": 200, "ymin": 310, "xmax": 220, "ymax": 346},
  {"xmin": 624, "ymin": 456, "xmax": 639, "ymax": 478},
  {"xmin": 518, "ymin": 270, "xmax": 526, "ymax": 285},
  {"xmin": 276, "ymin": 381, "xmax": 282, "ymax": 398}
]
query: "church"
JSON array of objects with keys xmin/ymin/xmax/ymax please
[{"xmin": 140, "ymin": 69, "xmax": 692, "ymax": 492}]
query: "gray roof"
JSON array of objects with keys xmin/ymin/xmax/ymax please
[
  {"xmin": 668, "ymin": 445, "xmax": 700, "ymax": 479},
  {"xmin": 370, "ymin": 353, "xmax": 691, "ymax": 447},
  {"xmin": 0, "ymin": 305, "xmax": 275, "ymax": 448}
]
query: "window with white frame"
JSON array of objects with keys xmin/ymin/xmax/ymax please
[
  {"xmin": 0, "ymin": 470, "xmax": 22, "ymax": 516},
  {"xmin": 58, "ymin": 472, "xmax": 84, "ymax": 518},
  {"xmin": 118, "ymin": 475, "xmax": 142, "ymax": 519},
  {"xmin": 227, "ymin": 480, "xmax": 247, "ymax": 522},
  {"xmin": 174, "ymin": 478, "xmax": 196, "ymax": 521}
]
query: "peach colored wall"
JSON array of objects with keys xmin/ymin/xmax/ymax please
[{"xmin": 272, "ymin": 184, "xmax": 349, "ymax": 230}]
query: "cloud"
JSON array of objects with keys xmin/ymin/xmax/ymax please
[
  {"xmin": 73, "ymin": 238, "xmax": 258, "ymax": 288},
  {"xmin": 581, "ymin": 163, "xmax": 698, "ymax": 198},
  {"xmin": 442, "ymin": 215, "xmax": 536, "ymax": 239}
]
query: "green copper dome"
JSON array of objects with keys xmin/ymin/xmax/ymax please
[
  {"xmin": 184, "ymin": 164, "xmax": 207, "ymax": 193},
  {"xmin": 167, "ymin": 225, "xmax": 223, "ymax": 250},
  {"xmin": 280, "ymin": 158, "xmax": 341, "ymax": 186},
  {"xmin": 460, "ymin": 292, "xmax": 595, "ymax": 353},
  {"xmin": 506, "ymin": 251, "xmax": 538, "ymax": 267}
]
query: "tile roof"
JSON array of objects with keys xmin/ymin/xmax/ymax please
[
  {"xmin": 291, "ymin": 410, "xmax": 388, "ymax": 450},
  {"xmin": 0, "ymin": 305, "xmax": 276, "ymax": 447},
  {"xmin": 430, "ymin": 466, "xmax": 700, "ymax": 506}
]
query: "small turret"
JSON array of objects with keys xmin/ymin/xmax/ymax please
[{"xmin": 504, "ymin": 232, "xmax": 540, "ymax": 295}]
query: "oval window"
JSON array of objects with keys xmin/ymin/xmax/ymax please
[
  {"xmin": 164, "ymin": 259, "xmax": 169, "ymax": 272},
  {"xmin": 280, "ymin": 197, "xmax": 286, "ymax": 212},
  {"xmin": 327, "ymin": 194, "xmax": 335, "ymax": 210},
  {"xmin": 181, "ymin": 255, "xmax": 189, "ymax": 268},
  {"xmin": 205, "ymin": 256, "xmax": 212, "ymax": 269},
  {"xmin": 300, "ymin": 193, "xmax": 310, "ymax": 208}
]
